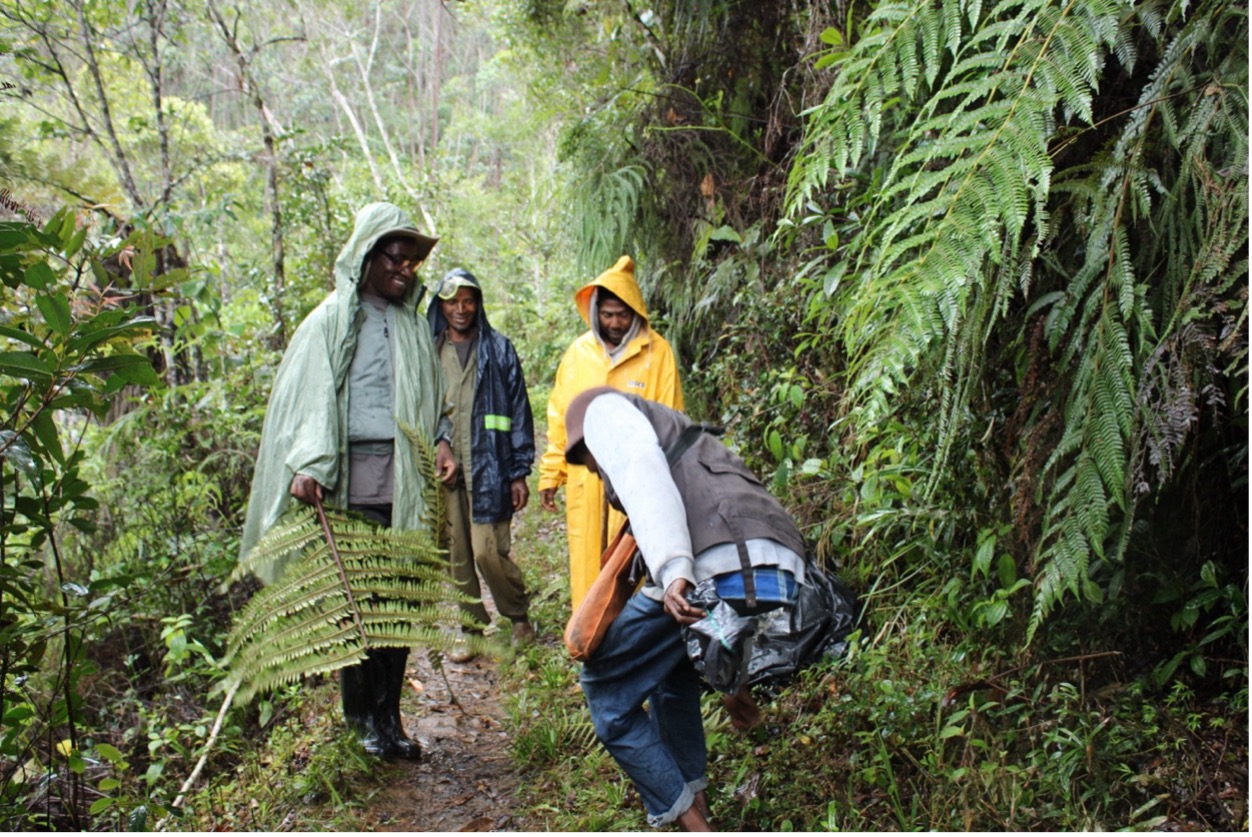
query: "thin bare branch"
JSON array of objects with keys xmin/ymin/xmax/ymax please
[{"xmin": 71, "ymin": 0, "xmax": 145, "ymax": 208}]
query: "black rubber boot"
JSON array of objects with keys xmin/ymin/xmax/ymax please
[
  {"xmin": 374, "ymin": 647, "xmax": 421, "ymax": 760},
  {"xmin": 340, "ymin": 657, "xmax": 388, "ymax": 757}
]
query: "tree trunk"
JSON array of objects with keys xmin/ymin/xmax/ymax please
[
  {"xmin": 206, "ymin": 0, "xmax": 289, "ymax": 349},
  {"xmin": 72, "ymin": 0, "xmax": 145, "ymax": 210},
  {"xmin": 141, "ymin": 0, "xmax": 174, "ymax": 208}
]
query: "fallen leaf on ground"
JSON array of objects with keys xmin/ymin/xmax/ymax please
[{"xmin": 458, "ymin": 816, "xmax": 495, "ymax": 831}]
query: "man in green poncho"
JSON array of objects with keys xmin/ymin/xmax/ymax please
[{"xmin": 239, "ymin": 202, "xmax": 457, "ymax": 760}]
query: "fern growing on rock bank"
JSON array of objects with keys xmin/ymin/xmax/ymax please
[{"xmin": 787, "ymin": 0, "xmax": 1247, "ymax": 646}]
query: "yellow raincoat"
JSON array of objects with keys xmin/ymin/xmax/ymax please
[{"xmin": 539, "ymin": 256, "xmax": 684, "ymax": 610}]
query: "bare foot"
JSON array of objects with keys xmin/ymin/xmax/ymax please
[
  {"xmin": 693, "ymin": 789, "xmax": 711, "ymax": 820},
  {"xmin": 722, "ymin": 684, "xmax": 762, "ymax": 731},
  {"xmin": 677, "ymin": 802, "xmax": 713, "ymax": 831}
]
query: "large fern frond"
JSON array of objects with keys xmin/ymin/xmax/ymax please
[
  {"xmin": 220, "ymin": 426, "xmax": 481, "ymax": 704},
  {"xmin": 1024, "ymin": 5, "xmax": 1247, "ymax": 638},
  {"xmin": 219, "ymin": 506, "xmax": 479, "ymax": 704},
  {"xmin": 789, "ymin": 0, "xmax": 1247, "ymax": 639},
  {"xmin": 790, "ymin": 0, "xmax": 1127, "ymax": 441}
]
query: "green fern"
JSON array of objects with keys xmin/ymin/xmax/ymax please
[
  {"xmin": 399, "ymin": 419, "xmax": 448, "ymax": 539},
  {"xmin": 218, "ymin": 425, "xmax": 482, "ymax": 704},
  {"xmin": 1024, "ymin": 5, "xmax": 1247, "ymax": 637},
  {"xmin": 790, "ymin": 0, "xmax": 1127, "ymax": 436},
  {"xmin": 219, "ymin": 506, "xmax": 480, "ymax": 704},
  {"xmin": 787, "ymin": 0, "xmax": 1247, "ymax": 639}
]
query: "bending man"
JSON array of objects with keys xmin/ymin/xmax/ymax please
[{"xmin": 562, "ymin": 387, "xmax": 808, "ymax": 829}]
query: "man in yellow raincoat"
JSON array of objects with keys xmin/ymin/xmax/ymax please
[{"xmin": 538, "ymin": 256, "xmax": 683, "ymax": 610}]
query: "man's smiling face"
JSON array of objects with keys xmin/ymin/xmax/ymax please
[
  {"xmin": 362, "ymin": 237, "xmax": 422, "ymax": 301},
  {"xmin": 441, "ymin": 286, "xmax": 479, "ymax": 339}
]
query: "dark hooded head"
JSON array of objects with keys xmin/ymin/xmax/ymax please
[{"xmin": 427, "ymin": 267, "xmax": 487, "ymax": 338}]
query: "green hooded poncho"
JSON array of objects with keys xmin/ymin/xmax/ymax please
[{"xmin": 238, "ymin": 202, "xmax": 448, "ymax": 584}]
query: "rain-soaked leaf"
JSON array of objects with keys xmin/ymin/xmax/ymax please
[
  {"xmin": 0, "ymin": 431, "xmax": 39, "ymax": 477},
  {"xmin": 61, "ymin": 582, "xmax": 89, "ymax": 598}
]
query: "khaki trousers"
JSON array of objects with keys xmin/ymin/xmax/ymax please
[{"xmin": 445, "ymin": 482, "xmax": 529, "ymax": 627}]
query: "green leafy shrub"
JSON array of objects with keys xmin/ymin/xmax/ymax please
[{"xmin": 0, "ymin": 210, "xmax": 167, "ymax": 829}]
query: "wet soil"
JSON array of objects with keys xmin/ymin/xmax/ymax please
[
  {"xmin": 358, "ymin": 648, "xmax": 526, "ymax": 832},
  {"xmin": 345, "ymin": 451, "xmax": 563, "ymax": 832}
]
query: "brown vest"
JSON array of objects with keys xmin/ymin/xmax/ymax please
[{"xmin": 595, "ymin": 393, "xmax": 807, "ymax": 560}]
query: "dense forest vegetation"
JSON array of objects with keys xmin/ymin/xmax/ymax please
[{"xmin": 0, "ymin": 0, "xmax": 1245, "ymax": 830}]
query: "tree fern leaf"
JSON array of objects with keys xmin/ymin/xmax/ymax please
[
  {"xmin": 918, "ymin": 2, "xmax": 941, "ymax": 89},
  {"xmin": 219, "ymin": 428, "xmax": 485, "ymax": 704}
]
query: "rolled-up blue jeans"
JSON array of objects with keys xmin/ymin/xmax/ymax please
[{"xmin": 580, "ymin": 592, "xmax": 708, "ymax": 827}]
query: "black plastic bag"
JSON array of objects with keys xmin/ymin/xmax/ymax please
[
  {"xmin": 683, "ymin": 593, "xmax": 758, "ymax": 693},
  {"xmin": 684, "ymin": 559, "xmax": 858, "ymax": 693}
]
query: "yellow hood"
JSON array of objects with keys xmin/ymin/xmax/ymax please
[{"xmin": 574, "ymin": 255, "xmax": 650, "ymax": 327}]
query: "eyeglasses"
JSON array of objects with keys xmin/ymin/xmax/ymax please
[{"xmin": 378, "ymin": 251, "xmax": 423, "ymax": 272}]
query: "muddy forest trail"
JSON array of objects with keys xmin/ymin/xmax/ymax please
[
  {"xmin": 359, "ymin": 649, "xmax": 525, "ymax": 831},
  {"xmin": 323, "ymin": 483, "xmax": 573, "ymax": 832}
]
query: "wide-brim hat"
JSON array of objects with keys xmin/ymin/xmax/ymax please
[{"xmin": 379, "ymin": 227, "xmax": 439, "ymax": 265}]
